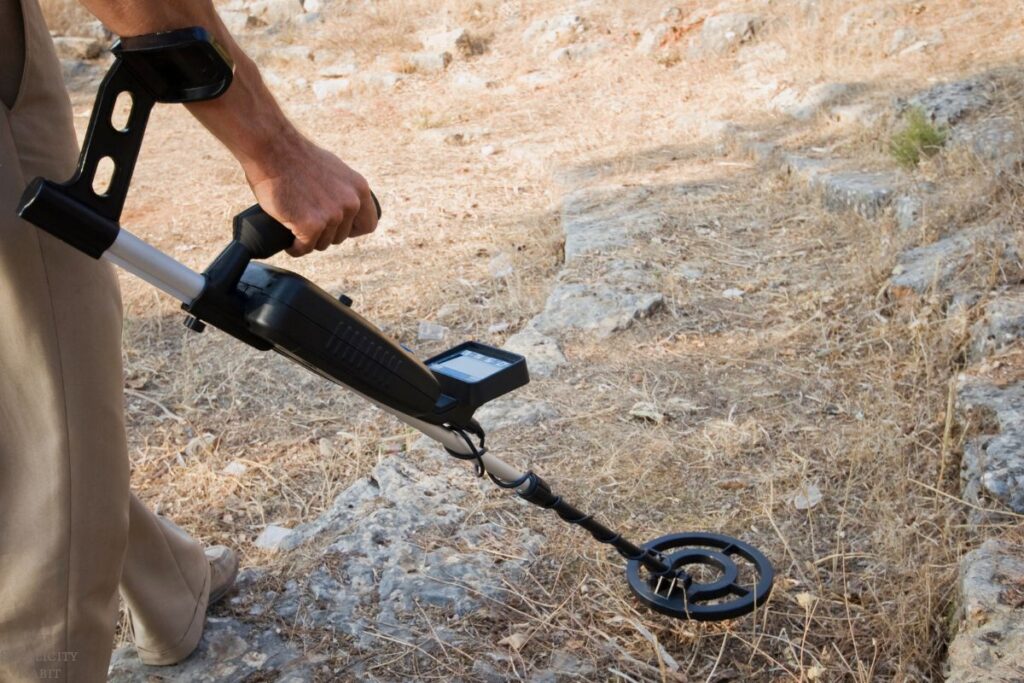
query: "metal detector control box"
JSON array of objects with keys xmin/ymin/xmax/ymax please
[{"xmin": 427, "ymin": 342, "xmax": 529, "ymax": 413}]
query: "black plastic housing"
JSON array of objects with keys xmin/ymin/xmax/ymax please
[
  {"xmin": 426, "ymin": 342, "xmax": 529, "ymax": 418},
  {"xmin": 236, "ymin": 264, "xmax": 445, "ymax": 421}
]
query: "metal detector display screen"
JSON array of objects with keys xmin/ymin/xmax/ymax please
[{"xmin": 431, "ymin": 350, "xmax": 510, "ymax": 382}]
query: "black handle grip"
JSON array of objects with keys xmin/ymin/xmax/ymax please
[
  {"xmin": 233, "ymin": 191, "xmax": 384, "ymax": 260},
  {"xmin": 233, "ymin": 204, "xmax": 295, "ymax": 259}
]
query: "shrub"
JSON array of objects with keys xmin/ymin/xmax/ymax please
[{"xmin": 890, "ymin": 107, "xmax": 948, "ymax": 168}]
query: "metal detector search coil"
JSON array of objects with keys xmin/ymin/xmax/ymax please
[{"xmin": 16, "ymin": 27, "xmax": 775, "ymax": 624}]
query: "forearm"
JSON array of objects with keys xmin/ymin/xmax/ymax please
[{"xmin": 78, "ymin": 0, "xmax": 299, "ymax": 174}]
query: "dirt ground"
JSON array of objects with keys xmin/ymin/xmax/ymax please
[{"xmin": 48, "ymin": 0, "xmax": 1024, "ymax": 680}]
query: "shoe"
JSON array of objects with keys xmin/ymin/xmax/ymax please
[{"xmin": 205, "ymin": 545, "xmax": 239, "ymax": 606}]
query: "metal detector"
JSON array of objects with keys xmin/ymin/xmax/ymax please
[{"xmin": 18, "ymin": 28, "xmax": 774, "ymax": 622}]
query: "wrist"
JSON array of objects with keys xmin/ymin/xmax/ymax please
[
  {"xmin": 187, "ymin": 56, "xmax": 304, "ymax": 181},
  {"xmin": 239, "ymin": 125, "xmax": 309, "ymax": 186}
]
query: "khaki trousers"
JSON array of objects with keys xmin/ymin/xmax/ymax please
[{"xmin": 1, "ymin": 2, "xmax": 211, "ymax": 680}]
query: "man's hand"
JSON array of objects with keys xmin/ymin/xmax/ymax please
[
  {"xmin": 244, "ymin": 133, "xmax": 378, "ymax": 256},
  {"xmin": 78, "ymin": 0, "xmax": 377, "ymax": 256}
]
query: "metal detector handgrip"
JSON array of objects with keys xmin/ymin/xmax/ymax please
[
  {"xmin": 232, "ymin": 194, "xmax": 383, "ymax": 264},
  {"xmin": 235, "ymin": 205, "xmax": 296, "ymax": 259}
]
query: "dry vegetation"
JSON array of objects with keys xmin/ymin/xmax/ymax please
[{"xmin": 46, "ymin": 0, "xmax": 1024, "ymax": 679}]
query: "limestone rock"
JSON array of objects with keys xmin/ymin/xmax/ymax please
[
  {"xmin": 783, "ymin": 154, "xmax": 834, "ymax": 184},
  {"xmin": 532, "ymin": 260, "xmax": 664, "ymax": 339},
  {"xmin": 637, "ymin": 24, "xmax": 672, "ymax": 55},
  {"xmin": 829, "ymin": 103, "xmax": 882, "ymax": 127},
  {"xmin": 403, "ymin": 51, "xmax": 452, "ymax": 74},
  {"xmin": 418, "ymin": 27, "xmax": 483, "ymax": 57},
  {"xmin": 550, "ymin": 41, "xmax": 608, "ymax": 63},
  {"xmin": 218, "ymin": 10, "xmax": 253, "ymax": 34},
  {"xmin": 73, "ymin": 20, "xmax": 113, "ymax": 43},
  {"xmin": 249, "ymin": 0, "xmax": 305, "ymax": 26},
  {"xmin": 108, "ymin": 617, "xmax": 310, "ymax": 681},
  {"xmin": 696, "ymin": 13, "xmax": 764, "ymax": 55},
  {"xmin": 562, "ymin": 186, "xmax": 662, "ymax": 262},
  {"xmin": 834, "ymin": 5, "xmax": 895, "ymax": 40},
  {"xmin": 357, "ymin": 71, "xmax": 405, "ymax": 90},
  {"xmin": 947, "ymin": 540, "xmax": 1024, "ymax": 683},
  {"xmin": 969, "ymin": 291, "xmax": 1024, "ymax": 361},
  {"xmin": 894, "ymin": 194, "xmax": 923, "ymax": 231},
  {"xmin": 59, "ymin": 59, "xmax": 104, "ymax": 92},
  {"xmin": 817, "ymin": 170, "xmax": 898, "ymax": 218},
  {"xmin": 523, "ymin": 13, "xmax": 586, "ymax": 47},
  {"xmin": 785, "ymin": 156, "xmax": 898, "ymax": 218},
  {"xmin": 317, "ymin": 59, "xmax": 358, "ymax": 78},
  {"xmin": 255, "ymin": 524, "xmax": 294, "ymax": 550},
  {"xmin": 952, "ymin": 117, "xmax": 1023, "ymax": 175},
  {"xmin": 474, "ymin": 397, "xmax": 558, "ymax": 432},
  {"xmin": 890, "ymin": 224, "xmax": 1011, "ymax": 296},
  {"xmin": 52, "ymin": 36, "xmax": 103, "ymax": 61},
  {"xmin": 772, "ymin": 83, "xmax": 853, "ymax": 120},
  {"xmin": 503, "ymin": 324, "xmax": 566, "ymax": 377},
  {"xmin": 905, "ymin": 77, "xmax": 992, "ymax": 127},
  {"xmin": 251, "ymin": 450, "xmax": 545, "ymax": 645},
  {"xmin": 312, "ymin": 78, "xmax": 350, "ymax": 100},
  {"xmin": 958, "ymin": 378, "xmax": 1024, "ymax": 514},
  {"xmin": 417, "ymin": 321, "xmax": 448, "ymax": 342}
]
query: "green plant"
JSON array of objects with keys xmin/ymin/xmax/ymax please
[{"xmin": 890, "ymin": 107, "xmax": 948, "ymax": 168}]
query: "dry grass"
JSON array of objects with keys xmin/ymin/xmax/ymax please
[{"xmin": 51, "ymin": 0, "xmax": 1024, "ymax": 679}]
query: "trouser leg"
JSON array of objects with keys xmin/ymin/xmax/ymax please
[
  {"xmin": 1, "ymin": 0, "xmax": 210, "ymax": 676},
  {"xmin": 120, "ymin": 494, "xmax": 210, "ymax": 666},
  {"xmin": 0, "ymin": 113, "xmax": 131, "ymax": 682}
]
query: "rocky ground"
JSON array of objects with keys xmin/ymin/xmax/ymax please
[{"xmin": 42, "ymin": 0, "xmax": 1024, "ymax": 680}]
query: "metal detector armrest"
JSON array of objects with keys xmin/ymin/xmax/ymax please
[{"xmin": 17, "ymin": 27, "xmax": 233, "ymax": 253}]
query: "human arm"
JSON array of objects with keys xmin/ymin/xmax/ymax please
[{"xmin": 76, "ymin": 0, "xmax": 378, "ymax": 255}]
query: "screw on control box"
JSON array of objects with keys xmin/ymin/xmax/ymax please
[{"xmin": 15, "ymin": 27, "xmax": 774, "ymax": 624}]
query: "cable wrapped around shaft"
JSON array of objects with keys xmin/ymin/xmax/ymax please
[{"xmin": 514, "ymin": 473, "xmax": 671, "ymax": 575}]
